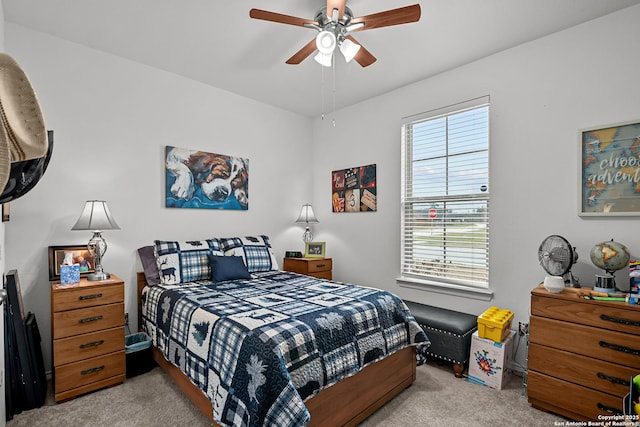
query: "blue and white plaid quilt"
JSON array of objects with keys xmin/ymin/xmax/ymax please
[{"xmin": 142, "ymin": 270, "xmax": 429, "ymax": 427}]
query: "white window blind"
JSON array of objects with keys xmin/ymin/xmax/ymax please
[{"xmin": 401, "ymin": 100, "xmax": 490, "ymax": 289}]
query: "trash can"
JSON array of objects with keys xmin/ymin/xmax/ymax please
[{"xmin": 125, "ymin": 332, "xmax": 155, "ymax": 378}]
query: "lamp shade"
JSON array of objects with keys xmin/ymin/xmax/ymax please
[
  {"xmin": 296, "ymin": 204, "xmax": 319, "ymax": 224},
  {"xmin": 314, "ymin": 51, "xmax": 333, "ymax": 67},
  {"xmin": 71, "ymin": 200, "xmax": 120, "ymax": 231},
  {"xmin": 315, "ymin": 31, "xmax": 336, "ymax": 54},
  {"xmin": 339, "ymin": 38, "xmax": 361, "ymax": 63}
]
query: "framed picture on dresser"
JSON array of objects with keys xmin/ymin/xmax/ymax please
[
  {"xmin": 304, "ymin": 241, "xmax": 326, "ymax": 258},
  {"xmin": 48, "ymin": 245, "xmax": 95, "ymax": 280}
]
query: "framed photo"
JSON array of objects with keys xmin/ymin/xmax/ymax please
[
  {"xmin": 48, "ymin": 245, "xmax": 95, "ymax": 281},
  {"xmin": 304, "ymin": 241, "xmax": 326, "ymax": 258},
  {"xmin": 579, "ymin": 119, "xmax": 640, "ymax": 216}
]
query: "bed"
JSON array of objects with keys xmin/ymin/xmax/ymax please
[{"xmin": 136, "ymin": 236, "xmax": 429, "ymax": 426}]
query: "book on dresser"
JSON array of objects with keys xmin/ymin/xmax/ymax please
[
  {"xmin": 528, "ymin": 285, "xmax": 640, "ymax": 421},
  {"xmin": 51, "ymin": 275, "xmax": 126, "ymax": 402}
]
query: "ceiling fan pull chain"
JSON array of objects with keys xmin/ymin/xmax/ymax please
[
  {"xmin": 321, "ymin": 64, "xmax": 326, "ymax": 120},
  {"xmin": 332, "ymin": 55, "xmax": 336, "ymax": 127}
]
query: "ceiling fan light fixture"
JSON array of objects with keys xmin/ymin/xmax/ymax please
[
  {"xmin": 315, "ymin": 30, "xmax": 336, "ymax": 54},
  {"xmin": 314, "ymin": 51, "xmax": 333, "ymax": 67},
  {"xmin": 339, "ymin": 38, "xmax": 360, "ymax": 63}
]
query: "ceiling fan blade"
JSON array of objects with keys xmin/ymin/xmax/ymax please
[
  {"xmin": 345, "ymin": 36, "xmax": 377, "ymax": 67},
  {"xmin": 249, "ymin": 9, "xmax": 317, "ymax": 27},
  {"xmin": 350, "ymin": 4, "xmax": 421, "ymax": 32},
  {"xmin": 286, "ymin": 38, "xmax": 317, "ymax": 65}
]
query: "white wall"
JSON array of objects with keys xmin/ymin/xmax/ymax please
[
  {"xmin": 310, "ymin": 4, "xmax": 640, "ymax": 347},
  {"xmin": 6, "ymin": 5, "xmax": 640, "ymax": 376},
  {"xmin": 4, "ymin": 23, "xmax": 312, "ymax": 371}
]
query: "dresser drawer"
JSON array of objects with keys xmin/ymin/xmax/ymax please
[
  {"xmin": 528, "ymin": 371, "xmax": 623, "ymax": 420},
  {"xmin": 52, "ymin": 303, "xmax": 124, "ymax": 339},
  {"xmin": 311, "ymin": 270, "xmax": 332, "ymax": 280},
  {"xmin": 530, "ymin": 316, "xmax": 640, "ymax": 367},
  {"xmin": 531, "ymin": 294, "xmax": 640, "ymax": 335},
  {"xmin": 306, "ymin": 259, "xmax": 332, "ymax": 273},
  {"xmin": 54, "ymin": 350, "xmax": 125, "ymax": 394},
  {"xmin": 53, "ymin": 326, "xmax": 124, "ymax": 366},
  {"xmin": 52, "ymin": 283, "xmax": 124, "ymax": 312},
  {"xmin": 528, "ymin": 343, "xmax": 636, "ymax": 397}
]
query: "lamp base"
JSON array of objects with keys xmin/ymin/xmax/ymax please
[{"xmin": 87, "ymin": 271, "xmax": 110, "ymax": 281}]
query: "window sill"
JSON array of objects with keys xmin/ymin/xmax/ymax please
[{"xmin": 397, "ymin": 277, "xmax": 494, "ymax": 301}]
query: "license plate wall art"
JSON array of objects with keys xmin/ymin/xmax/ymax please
[
  {"xmin": 165, "ymin": 146, "xmax": 248, "ymax": 210},
  {"xmin": 332, "ymin": 164, "xmax": 376, "ymax": 213}
]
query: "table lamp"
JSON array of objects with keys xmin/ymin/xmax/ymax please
[
  {"xmin": 71, "ymin": 200, "xmax": 120, "ymax": 281},
  {"xmin": 295, "ymin": 203, "xmax": 318, "ymax": 242}
]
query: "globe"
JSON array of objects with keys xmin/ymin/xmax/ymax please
[{"xmin": 590, "ymin": 240, "xmax": 630, "ymax": 273}]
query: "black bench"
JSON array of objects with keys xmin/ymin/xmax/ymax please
[{"xmin": 404, "ymin": 300, "xmax": 478, "ymax": 378}]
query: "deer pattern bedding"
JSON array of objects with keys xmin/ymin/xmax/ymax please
[{"xmin": 141, "ymin": 270, "xmax": 429, "ymax": 427}]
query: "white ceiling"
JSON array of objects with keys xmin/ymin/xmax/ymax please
[{"xmin": 4, "ymin": 0, "xmax": 640, "ymax": 117}]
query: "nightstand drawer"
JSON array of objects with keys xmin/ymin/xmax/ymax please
[
  {"xmin": 306, "ymin": 259, "xmax": 332, "ymax": 273},
  {"xmin": 528, "ymin": 343, "xmax": 636, "ymax": 397},
  {"xmin": 53, "ymin": 303, "xmax": 124, "ymax": 339},
  {"xmin": 54, "ymin": 350, "xmax": 125, "ymax": 394},
  {"xmin": 53, "ymin": 326, "xmax": 124, "ymax": 366},
  {"xmin": 530, "ymin": 316, "xmax": 640, "ymax": 367},
  {"xmin": 531, "ymin": 294, "xmax": 640, "ymax": 334},
  {"xmin": 52, "ymin": 283, "xmax": 124, "ymax": 312},
  {"xmin": 528, "ymin": 371, "xmax": 623, "ymax": 420}
]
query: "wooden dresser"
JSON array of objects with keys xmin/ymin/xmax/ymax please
[
  {"xmin": 51, "ymin": 275, "xmax": 126, "ymax": 402},
  {"xmin": 528, "ymin": 285, "xmax": 640, "ymax": 420},
  {"xmin": 283, "ymin": 257, "xmax": 332, "ymax": 280}
]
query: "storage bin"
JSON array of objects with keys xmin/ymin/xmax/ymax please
[
  {"xmin": 125, "ymin": 332, "xmax": 154, "ymax": 378},
  {"xmin": 467, "ymin": 330, "xmax": 514, "ymax": 390},
  {"xmin": 477, "ymin": 306, "xmax": 514, "ymax": 343}
]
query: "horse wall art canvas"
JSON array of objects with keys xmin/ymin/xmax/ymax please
[{"xmin": 165, "ymin": 146, "xmax": 249, "ymax": 210}]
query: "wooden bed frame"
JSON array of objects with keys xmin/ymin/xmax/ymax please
[{"xmin": 136, "ymin": 272, "xmax": 417, "ymax": 426}]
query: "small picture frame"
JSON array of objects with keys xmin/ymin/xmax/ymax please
[
  {"xmin": 48, "ymin": 245, "xmax": 95, "ymax": 281},
  {"xmin": 304, "ymin": 241, "xmax": 326, "ymax": 258}
]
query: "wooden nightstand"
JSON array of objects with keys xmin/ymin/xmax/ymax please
[
  {"xmin": 283, "ymin": 257, "xmax": 332, "ymax": 280},
  {"xmin": 528, "ymin": 285, "xmax": 640, "ymax": 420},
  {"xmin": 51, "ymin": 275, "xmax": 126, "ymax": 402}
]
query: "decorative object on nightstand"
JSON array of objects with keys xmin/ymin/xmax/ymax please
[
  {"xmin": 283, "ymin": 257, "xmax": 332, "ymax": 280},
  {"xmin": 537, "ymin": 235, "xmax": 580, "ymax": 292},
  {"xmin": 590, "ymin": 239, "xmax": 630, "ymax": 293},
  {"xmin": 304, "ymin": 241, "xmax": 326, "ymax": 258},
  {"xmin": 296, "ymin": 203, "xmax": 318, "ymax": 242},
  {"xmin": 71, "ymin": 200, "xmax": 120, "ymax": 281},
  {"xmin": 51, "ymin": 275, "xmax": 125, "ymax": 402}
]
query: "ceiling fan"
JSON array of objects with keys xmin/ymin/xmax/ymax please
[{"xmin": 249, "ymin": 1, "xmax": 421, "ymax": 68}]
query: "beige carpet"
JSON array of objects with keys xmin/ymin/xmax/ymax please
[{"xmin": 7, "ymin": 363, "xmax": 565, "ymax": 426}]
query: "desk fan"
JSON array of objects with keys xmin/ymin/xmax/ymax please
[{"xmin": 538, "ymin": 235, "xmax": 580, "ymax": 292}]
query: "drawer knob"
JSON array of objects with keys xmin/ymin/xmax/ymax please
[
  {"xmin": 79, "ymin": 293, "xmax": 103, "ymax": 301},
  {"xmin": 316, "ymin": 264, "xmax": 325, "ymax": 268},
  {"xmin": 79, "ymin": 340, "xmax": 105, "ymax": 349},
  {"xmin": 79, "ymin": 315, "xmax": 103, "ymax": 324},
  {"xmin": 599, "ymin": 340, "xmax": 640, "ymax": 357},
  {"xmin": 80, "ymin": 365, "xmax": 105, "ymax": 376},
  {"xmin": 600, "ymin": 314, "xmax": 640, "ymax": 328},
  {"xmin": 597, "ymin": 372, "xmax": 630, "ymax": 386}
]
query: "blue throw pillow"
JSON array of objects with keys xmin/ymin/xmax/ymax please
[{"xmin": 209, "ymin": 255, "xmax": 251, "ymax": 282}]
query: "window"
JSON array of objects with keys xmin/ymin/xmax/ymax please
[{"xmin": 401, "ymin": 98, "xmax": 489, "ymax": 290}]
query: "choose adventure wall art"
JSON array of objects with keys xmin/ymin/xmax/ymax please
[{"xmin": 165, "ymin": 146, "xmax": 249, "ymax": 210}]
